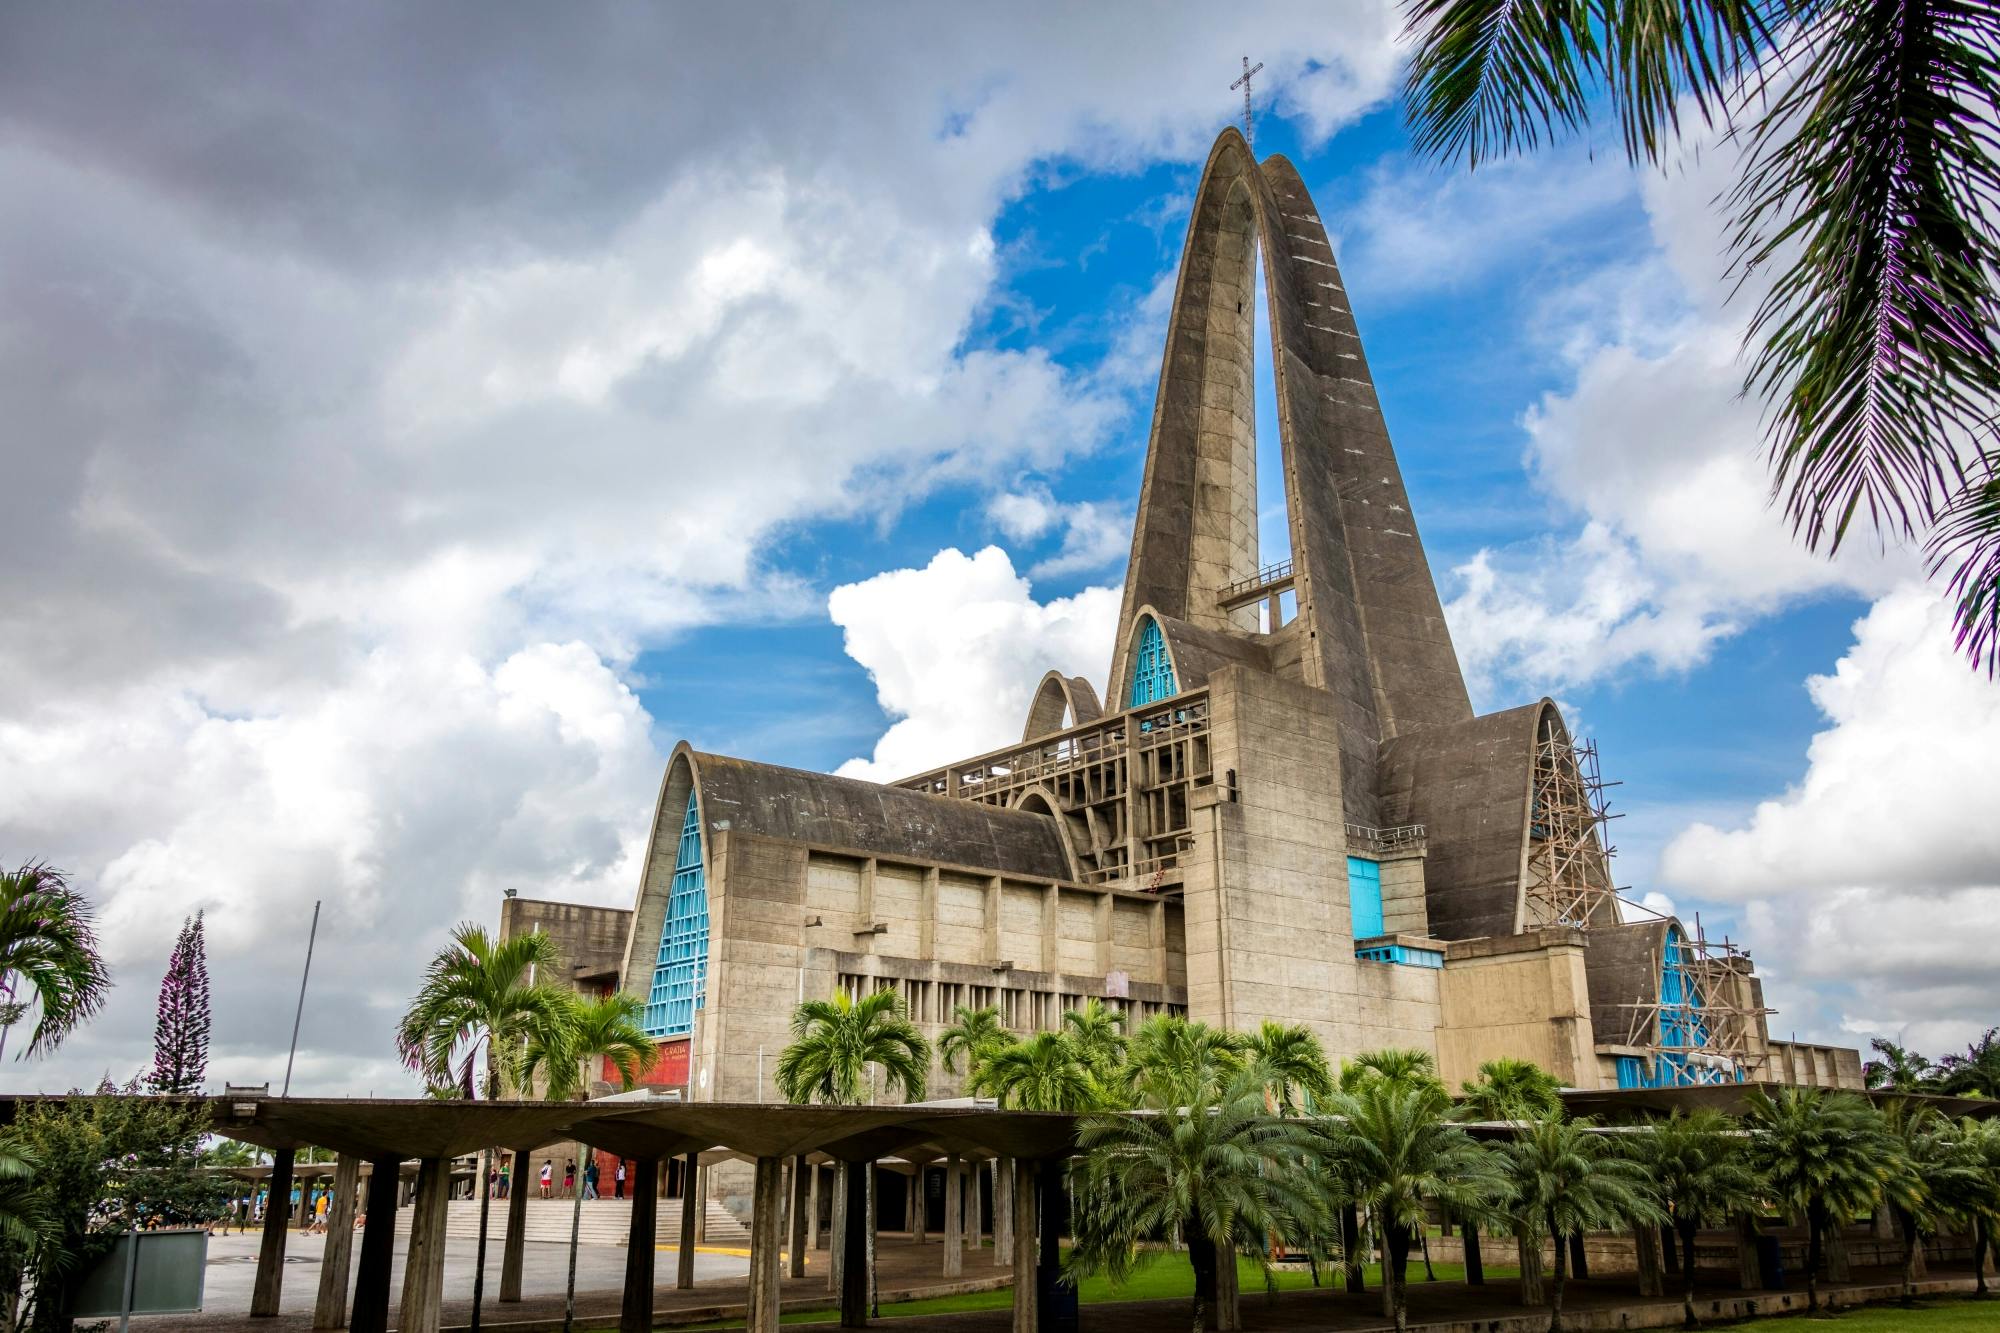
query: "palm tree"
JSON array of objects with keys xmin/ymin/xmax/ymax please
[
  {"xmin": 1864, "ymin": 1038, "xmax": 1938, "ymax": 1092},
  {"xmin": 775, "ymin": 989, "xmax": 928, "ymax": 1106},
  {"xmin": 1316, "ymin": 1077, "xmax": 1505, "ymax": 1332},
  {"xmin": 1939, "ymin": 1027, "xmax": 2000, "ymax": 1098},
  {"xmin": 523, "ymin": 992, "xmax": 658, "ymax": 1100},
  {"xmin": 1061, "ymin": 999, "xmax": 1129, "ymax": 1082},
  {"xmin": 0, "ymin": 863, "xmax": 111, "ymax": 1060},
  {"xmin": 1243, "ymin": 1020, "xmax": 1333, "ymax": 1114},
  {"xmin": 1744, "ymin": 1087, "xmax": 1892, "ymax": 1313},
  {"xmin": 1338, "ymin": 1048, "xmax": 1442, "ymax": 1094},
  {"xmin": 1123, "ymin": 1014, "xmax": 1244, "ymax": 1109},
  {"xmin": 1935, "ymin": 1116, "xmax": 2000, "ymax": 1296},
  {"xmin": 1458, "ymin": 1058, "xmax": 1564, "ymax": 1122},
  {"xmin": 937, "ymin": 1003, "xmax": 1008, "ymax": 1081},
  {"xmin": 1878, "ymin": 1099, "xmax": 1985, "ymax": 1308},
  {"xmin": 969, "ymin": 1031, "xmax": 1103, "ymax": 1112},
  {"xmin": 1629, "ymin": 1110, "xmax": 1762, "ymax": 1329},
  {"xmin": 1399, "ymin": 0, "xmax": 2000, "ymax": 675},
  {"xmin": 394, "ymin": 923, "xmax": 575, "ymax": 1099},
  {"xmin": 1496, "ymin": 1116, "xmax": 1659, "ymax": 1333},
  {"xmin": 1070, "ymin": 1069, "xmax": 1325, "ymax": 1333}
]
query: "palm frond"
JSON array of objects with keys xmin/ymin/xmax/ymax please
[
  {"xmin": 1402, "ymin": 0, "xmax": 1607, "ymax": 167},
  {"xmin": 1928, "ymin": 464, "xmax": 2000, "ymax": 675}
]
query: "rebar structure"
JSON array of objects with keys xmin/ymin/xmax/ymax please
[
  {"xmin": 1619, "ymin": 916, "xmax": 1774, "ymax": 1086},
  {"xmin": 1521, "ymin": 715, "xmax": 1620, "ymax": 929}
]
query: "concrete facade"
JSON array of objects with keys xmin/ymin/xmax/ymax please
[{"xmin": 505, "ymin": 126, "xmax": 1859, "ymax": 1120}]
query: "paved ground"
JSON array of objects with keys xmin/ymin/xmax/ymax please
[
  {"xmin": 142, "ymin": 1228, "xmax": 750, "ymax": 1324},
  {"xmin": 136, "ymin": 1231, "xmax": 1006, "ymax": 1330}
]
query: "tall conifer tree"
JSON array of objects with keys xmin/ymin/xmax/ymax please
[{"xmin": 148, "ymin": 913, "xmax": 210, "ymax": 1095}]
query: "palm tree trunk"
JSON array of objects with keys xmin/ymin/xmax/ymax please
[
  {"xmin": 1805, "ymin": 1205, "xmax": 1823, "ymax": 1315},
  {"xmin": 1678, "ymin": 1219, "xmax": 1700, "ymax": 1330},
  {"xmin": 1420, "ymin": 1223, "xmax": 1434, "ymax": 1281},
  {"xmin": 1897, "ymin": 1206, "xmax": 1919, "ymax": 1307},
  {"xmin": 1547, "ymin": 1211, "xmax": 1567, "ymax": 1333},
  {"xmin": 1188, "ymin": 1217, "xmax": 1217, "ymax": 1309},
  {"xmin": 1518, "ymin": 1228, "xmax": 1544, "ymax": 1306},
  {"xmin": 1386, "ymin": 1223, "xmax": 1411, "ymax": 1333},
  {"xmin": 1342, "ymin": 1204, "xmax": 1365, "ymax": 1293},
  {"xmin": 1974, "ymin": 1214, "xmax": 1990, "ymax": 1297}
]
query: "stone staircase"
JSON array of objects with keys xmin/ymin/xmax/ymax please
[{"xmin": 393, "ymin": 1196, "xmax": 751, "ymax": 1247}]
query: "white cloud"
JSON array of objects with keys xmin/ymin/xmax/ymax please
[
  {"xmin": 1656, "ymin": 584, "xmax": 2000, "ymax": 1052},
  {"xmin": 0, "ymin": 4, "xmax": 1410, "ymax": 1091},
  {"xmin": 987, "ymin": 487, "xmax": 1133, "ymax": 579},
  {"xmin": 830, "ymin": 548, "xmax": 1119, "ymax": 781}
]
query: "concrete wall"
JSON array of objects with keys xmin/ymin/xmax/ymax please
[
  {"xmin": 499, "ymin": 897, "xmax": 632, "ymax": 992},
  {"xmin": 1756, "ymin": 1040, "xmax": 1867, "ymax": 1090},
  {"xmin": 1438, "ymin": 929, "xmax": 1599, "ymax": 1089}
]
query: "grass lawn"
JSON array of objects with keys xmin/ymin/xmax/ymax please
[
  {"xmin": 1730, "ymin": 1297, "xmax": 1998, "ymax": 1329},
  {"xmin": 646, "ymin": 1250, "xmax": 1519, "ymax": 1329}
]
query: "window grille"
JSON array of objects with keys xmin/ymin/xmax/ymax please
[
  {"xmin": 643, "ymin": 790, "xmax": 709, "ymax": 1038},
  {"xmin": 1127, "ymin": 617, "xmax": 1178, "ymax": 707}
]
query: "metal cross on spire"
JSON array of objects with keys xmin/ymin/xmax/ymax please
[{"xmin": 1230, "ymin": 56, "xmax": 1265, "ymax": 151}]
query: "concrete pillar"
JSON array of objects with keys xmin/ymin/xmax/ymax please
[
  {"xmin": 1010, "ymin": 1159, "xmax": 1037, "ymax": 1333},
  {"xmin": 943, "ymin": 1157, "xmax": 964, "ymax": 1277},
  {"xmin": 1634, "ymin": 1223, "xmax": 1664, "ymax": 1298},
  {"xmin": 499, "ymin": 1145, "xmax": 535, "ymax": 1302},
  {"xmin": 620, "ymin": 1157, "xmax": 660, "ymax": 1333},
  {"xmin": 912, "ymin": 1164, "xmax": 927, "ymax": 1244},
  {"xmin": 1037, "ymin": 1161, "xmax": 1077, "ymax": 1333},
  {"xmin": 677, "ymin": 1151, "xmax": 699, "ymax": 1290},
  {"xmin": 994, "ymin": 1159, "xmax": 1013, "ymax": 1266},
  {"xmin": 397, "ymin": 1157, "xmax": 451, "ymax": 1333},
  {"xmin": 839, "ymin": 1160, "xmax": 870, "ymax": 1328},
  {"xmin": 748, "ymin": 1156, "xmax": 785, "ymax": 1333},
  {"xmin": 348, "ymin": 1157, "xmax": 401, "ymax": 1333},
  {"xmin": 693, "ymin": 1163, "xmax": 709, "ymax": 1241},
  {"xmin": 1734, "ymin": 1215, "xmax": 1764, "ymax": 1291},
  {"xmin": 299, "ymin": 1174, "xmax": 316, "ymax": 1232},
  {"xmin": 312, "ymin": 1155, "xmax": 362, "ymax": 1329},
  {"xmin": 811, "ymin": 1162, "xmax": 823, "ymax": 1251},
  {"xmin": 789, "ymin": 1154, "xmax": 811, "ymax": 1279},
  {"xmin": 966, "ymin": 1161, "xmax": 982, "ymax": 1253},
  {"xmin": 828, "ymin": 1163, "xmax": 846, "ymax": 1294},
  {"xmin": 251, "ymin": 1146, "xmax": 295, "ymax": 1317}
]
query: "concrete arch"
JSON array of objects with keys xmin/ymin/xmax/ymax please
[
  {"xmin": 1108, "ymin": 127, "xmax": 1471, "ymax": 826},
  {"xmin": 1021, "ymin": 670, "xmax": 1104, "ymax": 741},
  {"xmin": 617, "ymin": 743, "xmax": 705, "ymax": 1009},
  {"xmin": 1009, "ymin": 784, "xmax": 1085, "ymax": 882}
]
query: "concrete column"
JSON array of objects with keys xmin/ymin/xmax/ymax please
[
  {"xmin": 912, "ymin": 1164, "xmax": 927, "ymax": 1244},
  {"xmin": 1037, "ymin": 1161, "xmax": 1077, "ymax": 1333},
  {"xmin": 943, "ymin": 1158, "xmax": 963, "ymax": 1276},
  {"xmin": 299, "ymin": 1173, "xmax": 317, "ymax": 1232},
  {"xmin": 500, "ymin": 1145, "xmax": 535, "ymax": 1302},
  {"xmin": 810, "ymin": 1163, "xmax": 823, "ymax": 1251},
  {"xmin": 748, "ymin": 1156, "xmax": 785, "ymax": 1333},
  {"xmin": 693, "ymin": 1163, "xmax": 709, "ymax": 1242},
  {"xmin": 348, "ymin": 1157, "xmax": 401, "ymax": 1333},
  {"xmin": 1734, "ymin": 1215, "xmax": 1764, "ymax": 1291},
  {"xmin": 251, "ymin": 1146, "xmax": 295, "ymax": 1317},
  {"xmin": 397, "ymin": 1157, "xmax": 452, "ymax": 1333},
  {"xmin": 1010, "ymin": 1159, "xmax": 1037, "ymax": 1333},
  {"xmin": 994, "ymin": 1159, "xmax": 1013, "ymax": 1267},
  {"xmin": 620, "ymin": 1157, "xmax": 660, "ymax": 1333},
  {"xmin": 966, "ymin": 1162, "xmax": 982, "ymax": 1254},
  {"xmin": 839, "ymin": 1160, "xmax": 870, "ymax": 1328},
  {"xmin": 677, "ymin": 1151, "xmax": 699, "ymax": 1290},
  {"xmin": 312, "ymin": 1155, "xmax": 362, "ymax": 1329},
  {"xmin": 1634, "ymin": 1223, "xmax": 1664, "ymax": 1298},
  {"xmin": 789, "ymin": 1154, "xmax": 811, "ymax": 1279},
  {"xmin": 828, "ymin": 1163, "xmax": 846, "ymax": 1294}
]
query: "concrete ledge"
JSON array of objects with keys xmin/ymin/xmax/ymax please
[{"xmin": 434, "ymin": 1272, "xmax": 1016, "ymax": 1331}]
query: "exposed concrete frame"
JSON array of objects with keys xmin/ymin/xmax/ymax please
[{"xmin": 1020, "ymin": 671, "xmax": 1103, "ymax": 741}]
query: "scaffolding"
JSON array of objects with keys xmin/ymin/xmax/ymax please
[
  {"xmin": 1521, "ymin": 715, "xmax": 1621, "ymax": 929},
  {"xmin": 1618, "ymin": 915, "xmax": 1774, "ymax": 1087}
]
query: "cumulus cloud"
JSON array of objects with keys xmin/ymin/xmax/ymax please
[
  {"xmin": 987, "ymin": 487, "xmax": 1133, "ymax": 579},
  {"xmin": 0, "ymin": 3, "xmax": 1408, "ymax": 1091},
  {"xmin": 830, "ymin": 548, "xmax": 1119, "ymax": 781}
]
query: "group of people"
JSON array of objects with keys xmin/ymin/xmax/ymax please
[{"xmin": 484, "ymin": 1153, "xmax": 632, "ymax": 1201}]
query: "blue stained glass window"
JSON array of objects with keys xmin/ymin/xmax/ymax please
[
  {"xmin": 643, "ymin": 790, "xmax": 709, "ymax": 1039},
  {"xmin": 1128, "ymin": 617, "xmax": 1178, "ymax": 707},
  {"xmin": 1625, "ymin": 924, "xmax": 1740, "ymax": 1088},
  {"xmin": 1347, "ymin": 856, "xmax": 1384, "ymax": 940}
]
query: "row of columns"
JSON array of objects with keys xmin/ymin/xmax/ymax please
[{"xmin": 251, "ymin": 1147, "xmax": 1071, "ymax": 1333}]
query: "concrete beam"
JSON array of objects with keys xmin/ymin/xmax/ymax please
[
  {"xmin": 347, "ymin": 1156, "xmax": 401, "ymax": 1333},
  {"xmin": 250, "ymin": 1146, "xmax": 294, "ymax": 1317},
  {"xmin": 620, "ymin": 1157, "xmax": 659, "ymax": 1333},
  {"xmin": 311, "ymin": 1154, "xmax": 361, "ymax": 1329},
  {"xmin": 397, "ymin": 1157, "xmax": 451, "ymax": 1333}
]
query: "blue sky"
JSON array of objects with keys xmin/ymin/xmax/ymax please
[{"xmin": 3, "ymin": 5, "xmax": 1993, "ymax": 1093}]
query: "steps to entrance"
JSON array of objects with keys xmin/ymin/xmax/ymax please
[{"xmin": 391, "ymin": 1196, "xmax": 750, "ymax": 1247}]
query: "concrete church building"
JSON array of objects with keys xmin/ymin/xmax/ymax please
[{"xmin": 503, "ymin": 128, "xmax": 1862, "ymax": 1118}]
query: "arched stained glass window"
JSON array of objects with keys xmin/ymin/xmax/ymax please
[
  {"xmin": 644, "ymin": 789, "xmax": 709, "ymax": 1039},
  {"xmin": 1128, "ymin": 617, "xmax": 1178, "ymax": 707}
]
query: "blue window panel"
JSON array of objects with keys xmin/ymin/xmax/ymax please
[
  {"xmin": 1616, "ymin": 1056, "xmax": 1645, "ymax": 1089},
  {"xmin": 1347, "ymin": 856, "xmax": 1384, "ymax": 940},
  {"xmin": 1354, "ymin": 942, "xmax": 1443, "ymax": 969},
  {"xmin": 1625, "ymin": 924, "xmax": 1736, "ymax": 1089},
  {"xmin": 1127, "ymin": 618, "xmax": 1178, "ymax": 707},
  {"xmin": 643, "ymin": 790, "xmax": 709, "ymax": 1039}
]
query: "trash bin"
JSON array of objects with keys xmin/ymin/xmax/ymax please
[{"xmin": 1755, "ymin": 1234, "xmax": 1785, "ymax": 1290}]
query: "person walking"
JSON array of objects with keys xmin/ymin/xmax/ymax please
[
  {"xmin": 583, "ymin": 1159, "xmax": 599, "ymax": 1200},
  {"xmin": 498, "ymin": 1157, "xmax": 510, "ymax": 1199},
  {"xmin": 563, "ymin": 1159, "xmax": 575, "ymax": 1198},
  {"xmin": 614, "ymin": 1160, "xmax": 626, "ymax": 1200},
  {"xmin": 539, "ymin": 1159, "xmax": 553, "ymax": 1199}
]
